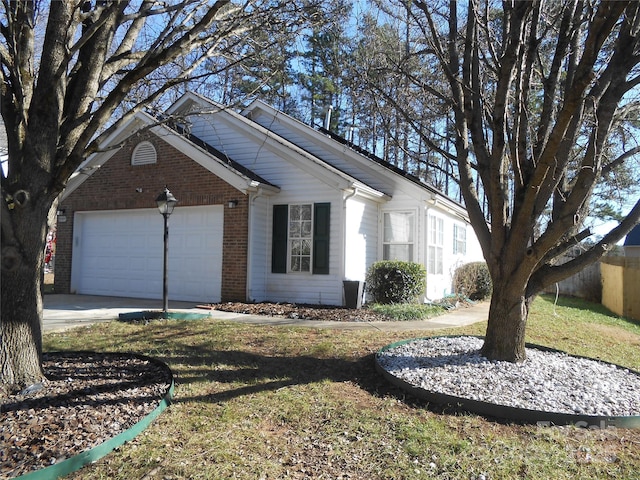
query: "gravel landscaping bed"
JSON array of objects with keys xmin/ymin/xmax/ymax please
[{"xmin": 377, "ymin": 336, "xmax": 640, "ymax": 418}]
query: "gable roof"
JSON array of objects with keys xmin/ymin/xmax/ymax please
[
  {"xmin": 242, "ymin": 99, "xmax": 469, "ymax": 218},
  {"xmin": 318, "ymin": 126, "xmax": 446, "ymax": 198},
  {"xmin": 168, "ymin": 93, "xmax": 389, "ymax": 202},
  {"xmin": 168, "ymin": 121, "xmax": 276, "ymax": 188},
  {"xmin": 62, "ymin": 109, "xmax": 280, "ymax": 200}
]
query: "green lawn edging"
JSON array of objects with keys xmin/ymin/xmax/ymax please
[
  {"xmin": 118, "ymin": 310, "xmax": 211, "ymax": 322},
  {"xmin": 376, "ymin": 335, "xmax": 640, "ymax": 429},
  {"xmin": 15, "ymin": 354, "xmax": 174, "ymax": 480}
]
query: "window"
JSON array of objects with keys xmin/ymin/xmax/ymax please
[
  {"xmin": 289, "ymin": 204, "xmax": 312, "ymax": 272},
  {"xmin": 131, "ymin": 141, "xmax": 157, "ymax": 165},
  {"xmin": 453, "ymin": 224, "xmax": 467, "ymax": 255},
  {"xmin": 383, "ymin": 211, "xmax": 415, "ymax": 261},
  {"xmin": 272, "ymin": 203, "xmax": 330, "ymax": 274},
  {"xmin": 427, "ymin": 214, "xmax": 443, "ymax": 275}
]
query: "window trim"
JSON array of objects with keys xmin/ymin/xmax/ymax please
[
  {"xmin": 453, "ymin": 223, "xmax": 467, "ymax": 255},
  {"xmin": 288, "ymin": 203, "xmax": 313, "ymax": 273},
  {"xmin": 382, "ymin": 210, "xmax": 416, "ymax": 262}
]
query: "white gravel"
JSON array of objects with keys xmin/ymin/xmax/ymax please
[{"xmin": 376, "ymin": 336, "xmax": 640, "ymax": 417}]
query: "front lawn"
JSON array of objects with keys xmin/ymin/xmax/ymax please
[{"xmin": 44, "ymin": 295, "xmax": 640, "ymax": 479}]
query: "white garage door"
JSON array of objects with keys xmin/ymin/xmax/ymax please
[{"xmin": 72, "ymin": 206, "xmax": 223, "ymax": 302}]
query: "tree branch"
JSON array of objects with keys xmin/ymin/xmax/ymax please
[{"xmin": 528, "ymin": 198, "xmax": 640, "ymax": 295}]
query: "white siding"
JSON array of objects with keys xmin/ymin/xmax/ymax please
[
  {"xmin": 247, "ymin": 108, "xmax": 488, "ymax": 302},
  {"xmin": 189, "ymin": 111, "xmax": 355, "ymax": 305},
  {"xmin": 422, "ymin": 208, "xmax": 485, "ymax": 300},
  {"xmin": 261, "ymin": 190, "xmax": 345, "ymax": 305},
  {"xmin": 344, "ymin": 196, "xmax": 378, "ymax": 282},
  {"xmin": 190, "ymin": 114, "xmax": 349, "ymax": 193}
]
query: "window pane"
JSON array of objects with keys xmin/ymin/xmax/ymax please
[
  {"xmin": 429, "ymin": 215, "xmax": 436, "ymax": 243},
  {"xmin": 385, "ymin": 244, "xmax": 411, "ymax": 262},
  {"xmin": 291, "ymin": 257, "xmax": 300, "ymax": 272},
  {"xmin": 427, "ymin": 246, "xmax": 434, "ymax": 274},
  {"xmin": 301, "ymin": 239, "xmax": 311, "ymax": 255},
  {"xmin": 301, "ymin": 220, "xmax": 312, "ymax": 237},
  {"xmin": 301, "ymin": 257, "xmax": 310, "ymax": 272},
  {"xmin": 384, "ymin": 212, "xmax": 414, "ymax": 242},
  {"xmin": 383, "ymin": 211, "xmax": 415, "ymax": 261},
  {"xmin": 291, "ymin": 240, "xmax": 301, "ymax": 255},
  {"xmin": 453, "ymin": 224, "xmax": 467, "ymax": 255},
  {"xmin": 427, "ymin": 245, "xmax": 443, "ymax": 275},
  {"xmin": 429, "ymin": 215, "xmax": 444, "ymax": 246}
]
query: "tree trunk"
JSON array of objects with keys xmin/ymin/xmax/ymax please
[
  {"xmin": 1, "ymin": 203, "xmax": 49, "ymax": 394},
  {"xmin": 0, "ymin": 275, "xmax": 45, "ymax": 393},
  {"xmin": 480, "ymin": 286, "xmax": 532, "ymax": 363}
]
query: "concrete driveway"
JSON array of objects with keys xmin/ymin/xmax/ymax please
[{"xmin": 43, "ymin": 294, "xmax": 212, "ymax": 332}]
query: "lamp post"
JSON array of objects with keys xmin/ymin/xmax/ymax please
[{"xmin": 156, "ymin": 187, "xmax": 178, "ymax": 313}]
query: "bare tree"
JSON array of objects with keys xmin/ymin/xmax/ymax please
[
  {"xmin": 0, "ymin": 0, "xmax": 317, "ymax": 394},
  {"xmin": 391, "ymin": 0, "xmax": 640, "ymax": 361}
]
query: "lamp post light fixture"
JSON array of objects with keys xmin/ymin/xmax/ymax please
[{"xmin": 156, "ymin": 187, "xmax": 178, "ymax": 313}]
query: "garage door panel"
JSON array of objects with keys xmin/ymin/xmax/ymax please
[
  {"xmin": 73, "ymin": 206, "xmax": 223, "ymax": 302},
  {"xmin": 126, "ymin": 256, "xmax": 149, "ymax": 274},
  {"xmin": 183, "ymin": 235, "xmax": 205, "ymax": 249}
]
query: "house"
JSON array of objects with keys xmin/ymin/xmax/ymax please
[{"xmin": 55, "ymin": 93, "xmax": 483, "ymax": 305}]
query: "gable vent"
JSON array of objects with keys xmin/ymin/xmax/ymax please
[{"xmin": 131, "ymin": 141, "xmax": 157, "ymax": 165}]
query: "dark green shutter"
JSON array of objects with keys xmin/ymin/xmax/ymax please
[
  {"xmin": 313, "ymin": 203, "xmax": 330, "ymax": 274},
  {"xmin": 272, "ymin": 204, "xmax": 288, "ymax": 273}
]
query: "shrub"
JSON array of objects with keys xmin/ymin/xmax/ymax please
[
  {"xmin": 369, "ymin": 302, "xmax": 446, "ymax": 321},
  {"xmin": 365, "ymin": 260, "xmax": 426, "ymax": 304},
  {"xmin": 453, "ymin": 262, "xmax": 492, "ymax": 300}
]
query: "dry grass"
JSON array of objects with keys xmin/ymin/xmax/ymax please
[{"xmin": 43, "ymin": 295, "xmax": 640, "ymax": 480}]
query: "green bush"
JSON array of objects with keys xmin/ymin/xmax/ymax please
[
  {"xmin": 369, "ymin": 302, "xmax": 446, "ymax": 321},
  {"xmin": 365, "ymin": 260, "xmax": 426, "ymax": 304},
  {"xmin": 453, "ymin": 262, "xmax": 492, "ymax": 300}
]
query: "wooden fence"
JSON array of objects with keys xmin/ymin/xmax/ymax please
[
  {"xmin": 600, "ymin": 256, "xmax": 640, "ymax": 322},
  {"xmin": 540, "ymin": 253, "xmax": 640, "ymax": 322},
  {"xmin": 542, "ymin": 262, "xmax": 602, "ymax": 302}
]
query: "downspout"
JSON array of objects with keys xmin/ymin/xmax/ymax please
[
  {"xmin": 342, "ymin": 187, "xmax": 358, "ymax": 282},
  {"xmin": 246, "ymin": 186, "xmax": 265, "ymax": 302}
]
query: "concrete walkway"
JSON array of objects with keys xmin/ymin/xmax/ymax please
[{"xmin": 43, "ymin": 294, "xmax": 489, "ymax": 332}]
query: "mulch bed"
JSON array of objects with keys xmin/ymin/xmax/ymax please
[
  {"xmin": 207, "ymin": 301, "xmax": 393, "ymax": 322},
  {"xmin": 0, "ymin": 352, "xmax": 172, "ymax": 479}
]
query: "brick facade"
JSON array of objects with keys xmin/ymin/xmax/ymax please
[{"xmin": 55, "ymin": 131, "xmax": 249, "ymax": 301}]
